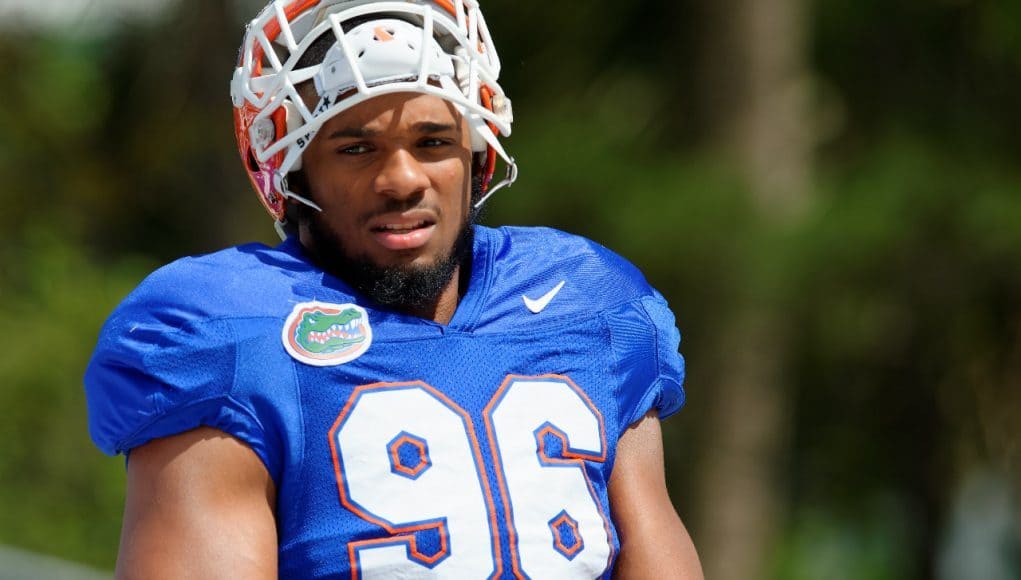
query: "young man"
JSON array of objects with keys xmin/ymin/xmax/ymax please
[{"xmin": 85, "ymin": 1, "xmax": 703, "ymax": 578}]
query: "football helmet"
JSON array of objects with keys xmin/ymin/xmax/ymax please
[{"xmin": 231, "ymin": 0, "xmax": 516, "ymax": 235}]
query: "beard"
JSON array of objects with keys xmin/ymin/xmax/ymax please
[{"xmin": 298, "ymin": 202, "xmax": 476, "ymax": 313}]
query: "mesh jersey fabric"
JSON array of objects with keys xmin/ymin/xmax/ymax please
[{"xmin": 84, "ymin": 225, "xmax": 686, "ymax": 579}]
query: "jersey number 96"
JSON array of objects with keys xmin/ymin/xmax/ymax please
[{"xmin": 329, "ymin": 375, "xmax": 613, "ymax": 579}]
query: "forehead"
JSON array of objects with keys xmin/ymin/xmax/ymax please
[{"xmin": 320, "ymin": 92, "xmax": 465, "ymax": 133}]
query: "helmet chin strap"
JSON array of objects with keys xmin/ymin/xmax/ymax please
[
  {"xmin": 274, "ymin": 219, "xmax": 290, "ymax": 241},
  {"xmin": 474, "ymin": 158, "xmax": 517, "ymax": 209},
  {"xmin": 273, "ymin": 174, "xmax": 324, "ymax": 240},
  {"xmin": 278, "ymin": 171, "xmax": 324, "ymax": 211},
  {"xmin": 285, "ymin": 190, "xmax": 323, "ymax": 212}
]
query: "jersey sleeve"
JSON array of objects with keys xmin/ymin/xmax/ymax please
[
  {"xmin": 607, "ymin": 291, "xmax": 686, "ymax": 432},
  {"xmin": 83, "ymin": 293, "xmax": 278, "ymax": 479}
]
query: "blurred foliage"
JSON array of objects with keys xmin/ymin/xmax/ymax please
[
  {"xmin": 0, "ymin": 0, "xmax": 1019, "ymax": 576},
  {"xmin": 0, "ymin": 230, "xmax": 154, "ymax": 567}
]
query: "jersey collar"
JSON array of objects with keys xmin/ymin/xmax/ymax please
[{"xmin": 278, "ymin": 227, "xmax": 494, "ymax": 333}]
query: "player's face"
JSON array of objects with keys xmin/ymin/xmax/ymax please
[{"xmin": 298, "ymin": 92, "xmax": 474, "ymax": 273}]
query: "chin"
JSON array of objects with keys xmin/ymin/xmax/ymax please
[{"xmin": 301, "ymin": 208, "xmax": 475, "ymax": 311}]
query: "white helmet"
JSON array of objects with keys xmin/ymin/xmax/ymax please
[{"xmin": 231, "ymin": 0, "xmax": 516, "ymax": 234}]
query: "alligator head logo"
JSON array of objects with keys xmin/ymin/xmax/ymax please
[{"xmin": 282, "ymin": 302, "xmax": 372, "ymax": 366}]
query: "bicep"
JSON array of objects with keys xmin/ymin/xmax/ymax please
[
  {"xmin": 609, "ymin": 411, "xmax": 703, "ymax": 580},
  {"xmin": 117, "ymin": 427, "xmax": 278, "ymax": 580}
]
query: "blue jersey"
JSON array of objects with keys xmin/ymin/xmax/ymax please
[{"xmin": 85, "ymin": 225, "xmax": 685, "ymax": 579}]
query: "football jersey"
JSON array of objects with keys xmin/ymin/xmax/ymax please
[{"xmin": 85, "ymin": 225, "xmax": 685, "ymax": 579}]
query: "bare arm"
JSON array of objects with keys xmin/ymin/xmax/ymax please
[
  {"xmin": 609, "ymin": 411, "xmax": 704, "ymax": 580},
  {"xmin": 116, "ymin": 427, "xmax": 278, "ymax": 580}
]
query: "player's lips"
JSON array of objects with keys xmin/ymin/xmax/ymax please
[{"xmin": 367, "ymin": 212, "xmax": 437, "ymax": 251}]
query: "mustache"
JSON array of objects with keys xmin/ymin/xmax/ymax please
[{"xmin": 358, "ymin": 197, "xmax": 440, "ymax": 225}]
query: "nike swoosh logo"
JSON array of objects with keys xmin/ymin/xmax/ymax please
[{"xmin": 523, "ymin": 281, "xmax": 566, "ymax": 314}]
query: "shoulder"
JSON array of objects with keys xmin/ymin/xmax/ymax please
[
  {"xmin": 93, "ymin": 242, "xmax": 284, "ymax": 370},
  {"xmin": 115, "ymin": 241, "xmax": 312, "ymax": 325},
  {"xmin": 84, "ymin": 241, "xmax": 313, "ymax": 465},
  {"xmin": 480, "ymin": 225, "xmax": 657, "ymax": 314},
  {"xmin": 477, "ymin": 226, "xmax": 686, "ymax": 427}
]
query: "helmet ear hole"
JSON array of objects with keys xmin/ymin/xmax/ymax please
[{"xmin": 246, "ymin": 149, "xmax": 261, "ymax": 172}]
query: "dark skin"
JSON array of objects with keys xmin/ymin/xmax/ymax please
[
  {"xmin": 116, "ymin": 93, "xmax": 704, "ymax": 579},
  {"xmin": 297, "ymin": 92, "xmax": 474, "ymax": 323}
]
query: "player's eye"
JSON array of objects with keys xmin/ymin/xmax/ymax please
[
  {"xmin": 419, "ymin": 137, "xmax": 451, "ymax": 148},
  {"xmin": 337, "ymin": 143, "xmax": 372, "ymax": 155}
]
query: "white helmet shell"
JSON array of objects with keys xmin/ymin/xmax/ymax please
[{"xmin": 315, "ymin": 19, "xmax": 456, "ymax": 96}]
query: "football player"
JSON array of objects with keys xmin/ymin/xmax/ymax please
[{"xmin": 85, "ymin": 1, "xmax": 703, "ymax": 578}]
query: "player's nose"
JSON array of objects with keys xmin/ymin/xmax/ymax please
[{"xmin": 374, "ymin": 148, "xmax": 429, "ymax": 200}]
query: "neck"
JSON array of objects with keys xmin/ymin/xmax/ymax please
[{"xmin": 405, "ymin": 263, "xmax": 462, "ymax": 324}]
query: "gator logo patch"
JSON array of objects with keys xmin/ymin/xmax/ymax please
[{"xmin": 282, "ymin": 302, "xmax": 372, "ymax": 367}]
